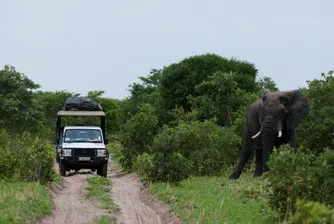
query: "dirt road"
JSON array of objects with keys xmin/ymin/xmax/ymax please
[
  {"xmin": 39, "ymin": 169, "xmax": 108, "ymax": 224},
  {"xmin": 39, "ymin": 162, "xmax": 181, "ymax": 224},
  {"xmin": 109, "ymin": 164, "xmax": 181, "ymax": 224}
]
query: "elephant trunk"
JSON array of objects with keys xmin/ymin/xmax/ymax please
[
  {"xmin": 252, "ymin": 118, "xmax": 283, "ymax": 139},
  {"xmin": 260, "ymin": 117, "xmax": 283, "ymax": 172}
]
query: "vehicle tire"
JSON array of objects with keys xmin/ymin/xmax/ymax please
[
  {"xmin": 97, "ymin": 167, "xmax": 101, "ymax": 176},
  {"xmin": 59, "ymin": 162, "xmax": 66, "ymax": 176},
  {"xmin": 98, "ymin": 163, "xmax": 108, "ymax": 177}
]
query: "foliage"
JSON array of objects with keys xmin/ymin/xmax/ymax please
[
  {"xmin": 192, "ymin": 71, "xmax": 261, "ymax": 127},
  {"xmin": 297, "ymin": 71, "xmax": 334, "ymax": 152},
  {"xmin": 0, "ymin": 181, "xmax": 52, "ymax": 224},
  {"xmin": 230, "ymin": 92, "xmax": 261, "ymax": 137},
  {"xmin": 266, "ymin": 145, "xmax": 334, "ymax": 218},
  {"xmin": 87, "ymin": 90, "xmax": 121, "ymax": 135},
  {"xmin": 148, "ymin": 120, "xmax": 241, "ymax": 180},
  {"xmin": 266, "ymin": 145, "xmax": 314, "ymax": 217},
  {"xmin": 118, "ymin": 103, "xmax": 159, "ymax": 170},
  {"xmin": 120, "ymin": 69, "xmax": 162, "ymax": 120},
  {"xmin": 133, "ymin": 153, "xmax": 154, "ymax": 183},
  {"xmin": 257, "ymin": 76, "xmax": 279, "ymax": 91},
  {"xmin": 0, "ymin": 129, "xmax": 54, "ymax": 182},
  {"xmin": 0, "ymin": 65, "xmax": 41, "ymax": 133},
  {"xmin": 159, "ymin": 54, "xmax": 258, "ymax": 113},
  {"xmin": 311, "ymin": 149, "xmax": 334, "ymax": 206},
  {"xmin": 289, "ymin": 199, "xmax": 334, "ymax": 224},
  {"xmin": 152, "ymin": 151, "xmax": 191, "ymax": 183}
]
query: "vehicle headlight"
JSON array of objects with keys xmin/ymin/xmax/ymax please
[
  {"xmin": 61, "ymin": 149, "xmax": 72, "ymax": 156},
  {"xmin": 97, "ymin": 149, "xmax": 107, "ymax": 157}
]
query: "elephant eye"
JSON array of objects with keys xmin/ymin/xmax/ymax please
[{"xmin": 280, "ymin": 96, "xmax": 289, "ymax": 106}]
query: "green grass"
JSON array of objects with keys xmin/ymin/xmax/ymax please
[
  {"xmin": 94, "ymin": 215, "xmax": 116, "ymax": 224},
  {"xmin": 51, "ymin": 172, "xmax": 64, "ymax": 185},
  {"xmin": 85, "ymin": 176, "xmax": 118, "ymax": 223},
  {"xmin": 107, "ymin": 143, "xmax": 124, "ymax": 170},
  {"xmin": 0, "ymin": 180, "xmax": 52, "ymax": 224},
  {"xmin": 150, "ymin": 172, "xmax": 279, "ymax": 224}
]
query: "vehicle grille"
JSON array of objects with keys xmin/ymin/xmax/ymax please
[{"xmin": 73, "ymin": 148, "xmax": 96, "ymax": 157}]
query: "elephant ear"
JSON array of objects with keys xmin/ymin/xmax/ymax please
[
  {"xmin": 262, "ymin": 89, "xmax": 270, "ymax": 101},
  {"xmin": 285, "ymin": 90, "xmax": 309, "ymax": 129}
]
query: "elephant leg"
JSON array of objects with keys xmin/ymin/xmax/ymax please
[
  {"xmin": 254, "ymin": 149, "xmax": 263, "ymax": 177},
  {"xmin": 229, "ymin": 124, "xmax": 255, "ymax": 180},
  {"xmin": 229, "ymin": 150, "xmax": 252, "ymax": 179}
]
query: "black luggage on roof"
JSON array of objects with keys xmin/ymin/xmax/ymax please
[{"xmin": 62, "ymin": 97, "xmax": 102, "ymax": 111}]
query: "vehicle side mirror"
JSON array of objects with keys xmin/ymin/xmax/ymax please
[{"xmin": 104, "ymin": 139, "xmax": 109, "ymax": 144}]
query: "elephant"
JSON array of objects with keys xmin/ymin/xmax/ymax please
[{"xmin": 229, "ymin": 89, "xmax": 309, "ymax": 179}]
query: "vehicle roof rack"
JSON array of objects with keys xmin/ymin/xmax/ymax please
[{"xmin": 57, "ymin": 110, "xmax": 106, "ymax": 117}]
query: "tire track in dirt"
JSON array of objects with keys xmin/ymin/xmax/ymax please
[
  {"xmin": 39, "ymin": 162, "xmax": 181, "ymax": 224},
  {"xmin": 109, "ymin": 162, "xmax": 181, "ymax": 224},
  {"xmin": 38, "ymin": 165, "xmax": 109, "ymax": 224}
]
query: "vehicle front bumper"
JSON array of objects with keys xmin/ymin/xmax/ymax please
[{"xmin": 60, "ymin": 156, "xmax": 109, "ymax": 169}]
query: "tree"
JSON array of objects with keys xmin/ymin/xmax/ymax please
[
  {"xmin": 87, "ymin": 90, "xmax": 121, "ymax": 135},
  {"xmin": 257, "ymin": 76, "xmax": 279, "ymax": 91},
  {"xmin": 191, "ymin": 71, "xmax": 260, "ymax": 127},
  {"xmin": 297, "ymin": 71, "xmax": 334, "ymax": 151},
  {"xmin": 159, "ymin": 53, "xmax": 258, "ymax": 113},
  {"xmin": 0, "ymin": 65, "xmax": 41, "ymax": 132}
]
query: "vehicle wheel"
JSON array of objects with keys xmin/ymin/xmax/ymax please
[
  {"xmin": 97, "ymin": 167, "xmax": 101, "ymax": 176},
  {"xmin": 59, "ymin": 162, "xmax": 66, "ymax": 176},
  {"xmin": 98, "ymin": 163, "xmax": 108, "ymax": 177}
]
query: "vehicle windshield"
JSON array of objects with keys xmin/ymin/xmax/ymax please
[{"xmin": 64, "ymin": 129, "xmax": 102, "ymax": 143}]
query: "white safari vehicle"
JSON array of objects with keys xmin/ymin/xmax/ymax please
[{"xmin": 55, "ymin": 110, "xmax": 109, "ymax": 177}]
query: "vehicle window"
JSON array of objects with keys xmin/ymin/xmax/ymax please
[{"xmin": 64, "ymin": 129, "xmax": 102, "ymax": 143}]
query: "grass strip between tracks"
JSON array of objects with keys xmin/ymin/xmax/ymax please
[
  {"xmin": 150, "ymin": 173, "xmax": 279, "ymax": 224},
  {"xmin": 0, "ymin": 180, "xmax": 52, "ymax": 224},
  {"xmin": 86, "ymin": 176, "xmax": 118, "ymax": 223}
]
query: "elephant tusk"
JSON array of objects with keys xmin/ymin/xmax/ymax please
[
  {"xmin": 278, "ymin": 130, "xmax": 282, "ymax": 138},
  {"xmin": 251, "ymin": 130, "xmax": 261, "ymax": 139}
]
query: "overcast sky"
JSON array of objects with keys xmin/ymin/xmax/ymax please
[{"xmin": 1, "ymin": 1, "xmax": 333, "ymax": 99}]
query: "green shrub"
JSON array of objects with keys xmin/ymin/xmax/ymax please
[
  {"xmin": 0, "ymin": 129, "xmax": 54, "ymax": 182},
  {"xmin": 267, "ymin": 145, "xmax": 334, "ymax": 217},
  {"xmin": 297, "ymin": 71, "xmax": 334, "ymax": 152},
  {"xmin": 311, "ymin": 149, "xmax": 334, "ymax": 206},
  {"xmin": 133, "ymin": 153, "xmax": 154, "ymax": 182},
  {"xmin": 146, "ymin": 120, "xmax": 241, "ymax": 183},
  {"xmin": 118, "ymin": 103, "xmax": 159, "ymax": 170},
  {"xmin": 289, "ymin": 199, "xmax": 334, "ymax": 224},
  {"xmin": 266, "ymin": 145, "xmax": 314, "ymax": 216},
  {"xmin": 151, "ymin": 151, "xmax": 191, "ymax": 183}
]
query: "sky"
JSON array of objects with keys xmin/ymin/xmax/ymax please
[{"xmin": 1, "ymin": 1, "xmax": 333, "ymax": 100}]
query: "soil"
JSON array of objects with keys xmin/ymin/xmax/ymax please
[
  {"xmin": 38, "ymin": 162, "xmax": 181, "ymax": 224},
  {"xmin": 109, "ymin": 163, "xmax": 181, "ymax": 224}
]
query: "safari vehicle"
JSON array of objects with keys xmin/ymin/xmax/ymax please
[{"xmin": 55, "ymin": 97, "xmax": 109, "ymax": 177}]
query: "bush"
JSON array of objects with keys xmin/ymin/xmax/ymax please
[
  {"xmin": 289, "ymin": 199, "xmax": 334, "ymax": 224},
  {"xmin": 151, "ymin": 151, "xmax": 191, "ymax": 183},
  {"xmin": 297, "ymin": 71, "xmax": 334, "ymax": 152},
  {"xmin": 133, "ymin": 153, "xmax": 154, "ymax": 182},
  {"xmin": 118, "ymin": 103, "xmax": 159, "ymax": 170},
  {"xmin": 144, "ymin": 120, "xmax": 241, "ymax": 183},
  {"xmin": 311, "ymin": 149, "xmax": 334, "ymax": 206},
  {"xmin": 267, "ymin": 145, "xmax": 334, "ymax": 217},
  {"xmin": 266, "ymin": 145, "xmax": 315, "ymax": 216},
  {"xmin": 0, "ymin": 129, "xmax": 54, "ymax": 182}
]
